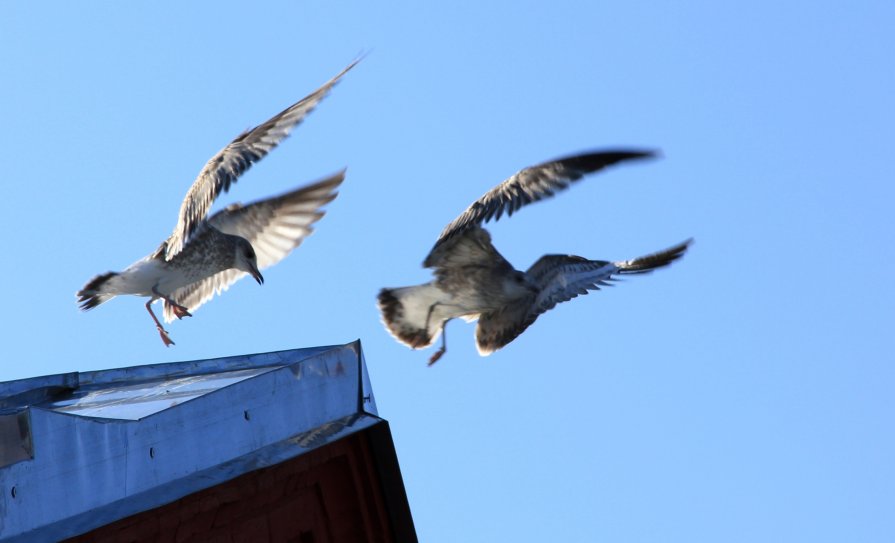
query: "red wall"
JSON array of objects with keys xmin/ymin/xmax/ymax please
[{"xmin": 65, "ymin": 430, "xmax": 402, "ymax": 543}]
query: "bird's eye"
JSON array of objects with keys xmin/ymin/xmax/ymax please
[{"xmin": 246, "ymin": 247, "xmax": 255, "ymax": 259}]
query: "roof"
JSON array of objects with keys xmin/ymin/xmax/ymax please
[{"xmin": 0, "ymin": 341, "xmax": 405, "ymax": 542}]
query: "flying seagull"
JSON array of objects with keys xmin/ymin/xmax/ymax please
[
  {"xmin": 77, "ymin": 60, "xmax": 358, "ymax": 346},
  {"xmin": 377, "ymin": 150, "xmax": 692, "ymax": 364}
]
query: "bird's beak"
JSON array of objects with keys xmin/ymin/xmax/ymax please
[{"xmin": 251, "ymin": 266, "xmax": 264, "ymax": 285}]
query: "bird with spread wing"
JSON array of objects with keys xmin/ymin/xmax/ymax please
[
  {"xmin": 77, "ymin": 60, "xmax": 358, "ymax": 346},
  {"xmin": 377, "ymin": 150, "xmax": 692, "ymax": 364}
]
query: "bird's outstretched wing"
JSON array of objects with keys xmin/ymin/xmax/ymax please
[
  {"xmin": 162, "ymin": 172, "xmax": 344, "ymax": 321},
  {"xmin": 475, "ymin": 239, "xmax": 692, "ymax": 354},
  {"xmin": 423, "ymin": 225, "xmax": 512, "ymax": 271},
  {"xmin": 428, "ymin": 150, "xmax": 656, "ymax": 259},
  {"xmin": 207, "ymin": 171, "xmax": 344, "ymax": 269},
  {"xmin": 164, "ymin": 59, "xmax": 359, "ymax": 259}
]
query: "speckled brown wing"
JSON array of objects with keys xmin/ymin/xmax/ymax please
[
  {"xmin": 164, "ymin": 60, "xmax": 358, "ymax": 259},
  {"xmin": 475, "ymin": 239, "xmax": 692, "ymax": 354},
  {"xmin": 427, "ymin": 149, "xmax": 656, "ymax": 260},
  {"xmin": 163, "ymin": 172, "xmax": 344, "ymax": 321}
]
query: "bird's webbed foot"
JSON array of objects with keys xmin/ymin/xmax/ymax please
[
  {"xmin": 153, "ymin": 286, "xmax": 192, "ymax": 319},
  {"xmin": 169, "ymin": 302, "xmax": 192, "ymax": 320},
  {"xmin": 427, "ymin": 321, "xmax": 448, "ymax": 366},
  {"xmin": 156, "ymin": 326, "xmax": 176, "ymax": 347}
]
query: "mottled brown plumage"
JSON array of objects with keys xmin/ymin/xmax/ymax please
[
  {"xmin": 77, "ymin": 61, "xmax": 357, "ymax": 346},
  {"xmin": 378, "ymin": 149, "xmax": 690, "ymax": 364}
]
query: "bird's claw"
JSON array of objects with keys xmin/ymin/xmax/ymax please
[
  {"xmin": 156, "ymin": 327, "xmax": 176, "ymax": 347},
  {"xmin": 172, "ymin": 305, "xmax": 192, "ymax": 319},
  {"xmin": 428, "ymin": 348, "xmax": 446, "ymax": 366},
  {"xmin": 428, "ymin": 321, "xmax": 448, "ymax": 366}
]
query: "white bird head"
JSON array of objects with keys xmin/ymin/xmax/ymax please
[{"xmin": 233, "ymin": 237, "xmax": 264, "ymax": 285}]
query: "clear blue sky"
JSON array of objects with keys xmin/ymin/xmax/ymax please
[{"xmin": 3, "ymin": 2, "xmax": 893, "ymax": 541}]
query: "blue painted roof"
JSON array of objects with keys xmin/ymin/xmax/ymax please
[{"xmin": 0, "ymin": 341, "xmax": 380, "ymax": 542}]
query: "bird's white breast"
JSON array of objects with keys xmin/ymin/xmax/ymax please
[{"xmin": 115, "ymin": 257, "xmax": 191, "ymax": 297}]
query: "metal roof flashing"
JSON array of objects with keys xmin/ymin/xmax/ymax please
[{"xmin": 0, "ymin": 341, "xmax": 380, "ymax": 542}]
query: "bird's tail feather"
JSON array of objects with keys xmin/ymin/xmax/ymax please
[
  {"xmin": 616, "ymin": 238, "xmax": 693, "ymax": 274},
  {"xmin": 77, "ymin": 272, "xmax": 119, "ymax": 310},
  {"xmin": 377, "ymin": 285, "xmax": 444, "ymax": 349}
]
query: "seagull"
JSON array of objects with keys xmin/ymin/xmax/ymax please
[
  {"xmin": 377, "ymin": 150, "xmax": 692, "ymax": 364},
  {"xmin": 77, "ymin": 60, "xmax": 357, "ymax": 346}
]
